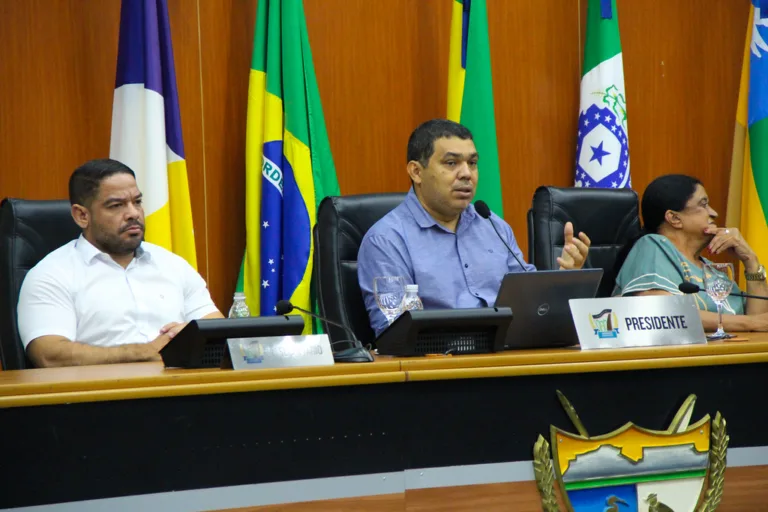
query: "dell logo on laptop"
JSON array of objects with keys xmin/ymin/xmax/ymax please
[{"xmin": 537, "ymin": 303, "xmax": 550, "ymax": 316}]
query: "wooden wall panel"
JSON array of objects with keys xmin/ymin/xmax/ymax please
[
  {"xmin": 584, "ymin": 0, "xmax": 750, "ymax": 223},
  {"xmin": 304, "ymin": 0, "xmax": 452, "ymax": 196},
  {"xmin": 196, "ymin": 0, "xmax": 256, "ymax": 311},
  {"xmin": 489, "ymin": 0, "xmax": 581, "ymax": 235},
  {"xmin": 0, "ymin": 0, "xmax": 120, "ymax": 200},
  {"xmin": 305, "ymin": 0, "xmax": 580, "ymax": 252},
  {"xmin": 166, "ymin": 0, "xmax": 208, "ymax": 281},
  {"xmin": 0, "ymin": 0, "xmax": 755, "ymax": 311},
  {"xmin": 0, "ymin": 0, "xmax": 209, "ymax": 287}
]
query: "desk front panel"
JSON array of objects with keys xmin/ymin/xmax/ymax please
[{"xmin": 1, "ymin": 361, "xmax": 766, "ymax": 510}]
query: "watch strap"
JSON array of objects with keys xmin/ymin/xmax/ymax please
[{"xmin": 745, "ymin": 264, "xmax": 766, "ymax": 281}]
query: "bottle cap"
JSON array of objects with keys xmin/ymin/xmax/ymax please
[
  {"xmin": 234, "ymin": 292, "xmax": 245, "ymax": 298},
  {"xmin": 405, "ymin": 284, "xmax": 419, "ymax": 293}
]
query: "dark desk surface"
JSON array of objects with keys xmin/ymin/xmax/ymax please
[{"xmin": 1, "ymin": 333, "xmax": 766, "ymax": 407}]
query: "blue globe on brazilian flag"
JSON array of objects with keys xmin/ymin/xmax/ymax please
[{"xmin": 534, "ymin": 394, "xmax": 728, "ymax": 512}]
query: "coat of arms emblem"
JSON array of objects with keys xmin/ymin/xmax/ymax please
[{"xmin": 534, "ymin": 392, "xmax": 729, "ymax": 512}]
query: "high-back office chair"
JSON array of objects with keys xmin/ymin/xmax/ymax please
[
  {"xmin": 0, "ymin": 199, "xmax": 80, "ymax": 369},
  {"xmin": 313, "ymin": 193, "xmax": 406, "ymax": 345},
  {"xmin": 527, "ymin": 186, "xmax": 641, "ymax": 298}
]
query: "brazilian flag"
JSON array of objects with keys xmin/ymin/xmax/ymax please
[{"xmin": 236, "ymin": 0, "xmax": 340, "ymax": 331}]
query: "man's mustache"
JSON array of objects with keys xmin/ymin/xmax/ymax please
[{"xmin": 120, "ymin": 221, "xmax": 144, "ymax": 233}]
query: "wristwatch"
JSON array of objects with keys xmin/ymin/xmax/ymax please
[{"xmin": 745, "ymin": 264, "xmax": 767, "ymax": 281}]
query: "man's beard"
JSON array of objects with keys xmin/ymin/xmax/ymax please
[{"xmin": 92, "ymin": 222, "xmax": 144, "ymax": 255}]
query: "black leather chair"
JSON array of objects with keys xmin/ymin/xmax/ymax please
[
  {"xmin": 0, "ymin": 199, "xmax": 80, "ymax": 369},
  {"xmin": 527, "ymin": 186, "xmax": 641, "ymax": 298},
  {"xmin": 313, "ymin": 193, "xmax": 406, "ymax": 345}
]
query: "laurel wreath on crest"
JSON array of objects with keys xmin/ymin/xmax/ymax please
[
  {"xmin": 696, "ymin": 412, "xmax": 729, "ymax": 512},
  {"xmin": 533, "ymin": 412, "xmax": 729, "ymax": 512},
  {"xmin": 533, "ymin": 435, "xmax": 560, "ymax": 512}
]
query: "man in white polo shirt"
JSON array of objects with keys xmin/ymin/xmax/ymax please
[{"xmin": 17, "ymin": 159, "xmax": 224, "ymax": 367}]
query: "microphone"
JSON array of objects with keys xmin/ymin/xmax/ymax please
[
  {"xmin": 678, "ymin": 282, "xmax": 768, "ymax": 301},
  {"xmin": 275, "ymin": 300, "xmax": 373, "ymax": 363},
  {"xmin": 474, "ymin": 200, "xmax": 529, "ymax": 272},
  {"xmin": 276, "ymin": 300, "xmax": 359, "ymax": 342}
]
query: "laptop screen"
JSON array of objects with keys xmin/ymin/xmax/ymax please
[{"xmin": 494, "ymin": 269, "xmax": 603, "ymax": 349}]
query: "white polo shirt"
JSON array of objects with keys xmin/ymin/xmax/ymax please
[{"xmin": 17, "ymin": 235, "xmax": 220, "ymax": 348}]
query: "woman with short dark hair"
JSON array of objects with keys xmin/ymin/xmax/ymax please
[{"xmin": 614, "ymin": 174, "xmax": 768, "ymax": 332}]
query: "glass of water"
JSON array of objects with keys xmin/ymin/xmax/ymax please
[
  {"xmin": 703, "ymin": 262, "xmax": 735, "ymax": 341},
  {"xmin": 373, "ymin": 276, "xmax": 406, "ymax": 326}
]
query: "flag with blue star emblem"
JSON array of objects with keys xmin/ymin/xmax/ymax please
[
  {"xmin": 235, "ymin": 0, "xmax": 340, "ymax": 330},
  {"xmin": 575, "ymin": 0, "xmax": 631, "ymax": 189}
]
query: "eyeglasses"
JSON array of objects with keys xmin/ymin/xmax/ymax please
[{"xmin": 679, "ymin": 198, "xmax": 712, "ymax": 212}]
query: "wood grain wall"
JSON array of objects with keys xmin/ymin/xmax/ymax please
[{"xmin": 0, "ymin": 0, "xmax": 750, "ymax": 312}]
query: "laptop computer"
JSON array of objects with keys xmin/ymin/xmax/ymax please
[{"xmin": 494, "ymin": 269, "xmax": 603, "ymax": 349}]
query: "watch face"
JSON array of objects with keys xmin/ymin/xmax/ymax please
[{"xmin": 747, "ymin": 265, "xmax": 766, "ymax": 280}]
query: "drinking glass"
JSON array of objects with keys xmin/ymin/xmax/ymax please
[
  {"xmin": 373, "ymin": 276, "xmax": 406, "ymax": 325},
  {"xmin": 703, "ymin": 262, "xmax": 736, "ymax": 341}
]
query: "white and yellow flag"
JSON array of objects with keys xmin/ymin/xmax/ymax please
[{"xmin": 110, "ymin": 0, "xmax": 197, "ymax": 268}]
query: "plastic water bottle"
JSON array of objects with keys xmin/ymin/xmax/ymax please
[
  {"xmin": 228, "ymin": 292, "xmax": 250, "ymax": 318},
  {"xmin": 402, "ymin": 284, "xmax": 424, "ymax": 311}
]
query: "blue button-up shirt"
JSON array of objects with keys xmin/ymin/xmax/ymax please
[{"xmin": 358, "ymin": 188, "xmax": 536, "ymax": 336}]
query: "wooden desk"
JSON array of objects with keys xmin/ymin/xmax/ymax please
[
  {"xmin": 0, "ymin": 359, "xmax": 404, "ymax": 406},
  {"xmin": 1, "ymin": 336, "xmax": 767, "ymax": 511},
  {"xmin": 396, "ymin": 334, "xmax": 768, "ymax": 371},
  {"xmin": 2, "ymin": 334, "xmax": 768, "ymax": 406},
  {"xmin": 399, "ymin": 335, "xmax": 768, "ymax": 381}
]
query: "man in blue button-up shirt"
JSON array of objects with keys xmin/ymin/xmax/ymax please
[{"xmin": 358, "ymin": 119, "xmax": 591, "ymax": 336}]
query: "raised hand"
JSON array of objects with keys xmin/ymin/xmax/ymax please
[{"xmin": 557, "ymin": 222, "xmax": 591, "ymax": 270}]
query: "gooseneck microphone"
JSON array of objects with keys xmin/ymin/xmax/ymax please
[
  {"xmin": 276, "ymin": 300, "xmax": 360, "ymax": 342},
  {"xmin": 474, "ymin": 200, "xmax": 529, "ymax": 272},
  {"xmin": 275, "ymin": 300, "xmax": 373, "ymax": 363},
  {"xmin": 678, "ymin": 282, "xmax": 768, "ymax": 301}
]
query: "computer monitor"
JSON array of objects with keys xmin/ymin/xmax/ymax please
[
  {"xmin": 160, "ymin": 316, "xmax": 305, "ymax": 369},
  {"xmin": 375, "ymin": 307, "xmax": 513, "ymax": 356}
]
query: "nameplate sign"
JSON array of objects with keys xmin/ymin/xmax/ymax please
[
  {"xmin": 569, "ymin": 295, "xmax": 707, "ymax": 350},
  {"xmin": 227, "ymin": 334, "xmax": 334, "ymax": 370}
]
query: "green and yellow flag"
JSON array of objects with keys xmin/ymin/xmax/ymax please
[
  {"xmin": 727, "ymin": 1, "xmax": 768, "ymax": 287},
  {"xmin": 235, "ymin": 0, "xmax": 340, "ymax": 330},
  {"xmin": 447, "ymin": 0, "xmax": 503, "ymax": 216}
]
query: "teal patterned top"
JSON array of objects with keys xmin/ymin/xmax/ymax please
[{"xmin": 613, "ymin": 234, "xmax": 745, "ymax": 315}]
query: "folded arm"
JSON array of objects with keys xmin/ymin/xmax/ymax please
[
  {"xmin": 28, "ymin": 311, "xmax": 223, "ymax": 368},
  {"xmin": 27, "ymin": 334, "xmax": 170, "ymax": 368}
]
